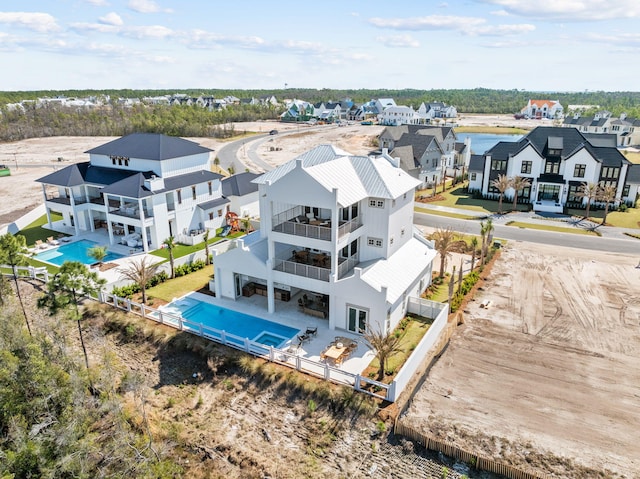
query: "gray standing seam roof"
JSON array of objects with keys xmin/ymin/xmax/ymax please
[
  {"xmin": 221, "ymin": 172, "xmax": 260, "ymax": 197},
  {"xmin": 85, "ymin": 133, "xmax": 213, "ymax": 160},
  {"xmin": 626, "ymin": 164, "xmax": 640, "ymax": 183}
]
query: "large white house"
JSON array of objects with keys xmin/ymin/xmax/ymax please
[
  {"xmin": 211, "ymin": 145, "xmax": 436, "ymax": 336},
  {"xmin": 468, "ymin": 126, "xmax": 634, "ymax": 213},
  {"xmin": 36, "ymin": 133, "xmax": 229, "ymax": 251}
]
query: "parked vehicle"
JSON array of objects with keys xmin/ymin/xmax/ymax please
[
  {"xmin": 361, "ymin": 121, "xmax": 373, "ymax": 125},
  {"xmin": 269, "ymin": 129, "xmax": 278, "ymax": 135},
  {"xmin": 0, "ymin": 165, "xmax": 10, "ymax": 177}
]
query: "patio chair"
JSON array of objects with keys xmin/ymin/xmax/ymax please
[
  {"xmin": 305, "ymin": 326, "xmax": 318, "ymax": 337},
  {"xmin": 297, "ymin": 333, "xmax": 310, "ymax": 345},
  {"xmin": 47, "ymin": 236, "xmax": 60, "ymax": 246},
  {"xmin": 34, "ymin": 240, "xmax": 46, "ymax": 250}
]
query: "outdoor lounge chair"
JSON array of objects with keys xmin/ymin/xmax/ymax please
[
  {"xmin": 47, "ymin": 236, "xmax": 60, "ymax": 246},
  {"xmin": 305, "ymin": 326, "xmax": 318, "ymax": 337},
  {"xmin": 34, "ymin": 240, "xmax": 47, "ymax": 250},
  {"xmin": 297, "ymin": 333, "xmax": 310, "ymax": 345}
]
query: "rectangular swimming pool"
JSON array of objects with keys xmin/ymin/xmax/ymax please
[
  {"xmin": 34, "ymin": 239, "xmax": 125, "ymax": 266},
  {"xmin": 160, "ymin": 296, "xmax": 300, "ymax": 349}
]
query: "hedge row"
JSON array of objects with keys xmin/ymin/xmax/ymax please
[
  {"xmin": 450, "ymin": 270, "xmax": 480, "ymax": 313},
  {"xmin": 111, "ymin": 259, "xmax": 206, "ymax": 298}
]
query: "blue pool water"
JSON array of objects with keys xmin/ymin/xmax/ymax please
[
  {"xmin": 163, "ymin": 297, "xmax": 300, "ymax": 348},
  {"xmin": 34, "ymin": 239, "xmax": 125, "ymax": 266}
]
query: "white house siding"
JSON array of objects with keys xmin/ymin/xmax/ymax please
[{"xmin": 159, "ymin": 153, "xmax": 211, "ymax": 177}]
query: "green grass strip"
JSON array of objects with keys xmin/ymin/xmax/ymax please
[{"xmin": 506, "ymin": 221, "xmax": 599, "ymax": 235}]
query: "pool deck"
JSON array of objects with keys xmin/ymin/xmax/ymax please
[{"xmin": 165, "ymin": 291, "xmax": 376, "ymax": 379}]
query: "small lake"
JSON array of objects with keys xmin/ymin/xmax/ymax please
[{"xmin": 457, "ymin": 133, "xmax": 523, "ymax": 155}]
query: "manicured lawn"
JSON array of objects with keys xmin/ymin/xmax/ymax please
[
  {"xmin": 417, "ymin": 184, "xmax": 529, "ymax": 214},
  {"xmin": 414, "ymin": 206, "xmax": 479, "ymax": 220},
  {"xmin": 18, "ymin": 213, "xmax": 64, "ymax": 246},
  {"xmin": 146, "ymin": 267, "xmax": 213, "ymax": 303},
  {"xmin": 150, "ymin": 231, "xmax": 245, "ymax": 261},
  {"xmin": 366, "ymin": 315, "xmax": 433, "ymax": 381},
  {"xmin": 566, "ymin": 208, "xmax": 640, "ymax": 229},
  {"xmin": 506, "ymin": 221, "xmax": 599, "ymax": 235}
]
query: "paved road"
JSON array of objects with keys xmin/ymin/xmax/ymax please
[{"xmin": 415, "ymin": 211, "xmax": 640, "ymax": 255}]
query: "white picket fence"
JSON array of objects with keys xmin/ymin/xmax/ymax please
[{"xmin": 0, "ymin": 264, "xmax": 50, "ymax": 282}]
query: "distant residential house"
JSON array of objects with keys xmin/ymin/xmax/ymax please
[
  {"xmin": 280, "ymin": 100, "xmax": 315, "ymax": 122},
  {"xmin": 378, "ymin": 105, "xmax": 423, "ymax": 126},
  {"xmin": 240, "ymin": 97, "xmax": 259, "ymax": 105},
  {"xmin": 378, "ymin": 125, "xmax": 461, "ymax": 187},
  {"xmin": 418, "ymin": 102, "xmax": 458, "ymax": 120},
  {"xmin": 563, "ymin": 111, "xmax": 640, "ymax": 147},
  {"xmin": 468, "ymin": 126, "xmax": 634, "ymax": 213},
  {"xmin": 521, "ymin": 99, "xmax": 564, "ymax": 119},
  {"xmin": 221, "ymin": 172, "xmax": 260, "ymax": 218},
  {"xmin": 36, "ymin": 133, "xmax": 229, "ymax": 252},
  {"xmin": 259, "ymin": 95, "xmax": 279, "ymax": 106}
]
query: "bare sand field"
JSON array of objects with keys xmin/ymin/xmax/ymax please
[{"xmin": 404, "ymin": 242, "xmax": 640, "ymax": 478}]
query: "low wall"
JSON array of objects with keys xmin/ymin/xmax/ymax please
[{"xmin": 1, "ymin": 204, "xmax": 46, "ymax": 235}]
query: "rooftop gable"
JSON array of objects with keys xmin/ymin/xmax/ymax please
[{"xmin": 85, "ymin": 133, "xmax": 212, "ymax": 161}]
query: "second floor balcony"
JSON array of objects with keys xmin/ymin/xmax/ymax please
[
  {"xmin": 272, "ymin": 205, "xmax": 361, "ymax": 241},
  {"xmin": 109, "ymin": 204, "xmax": 154, "ymax": 219},
  {"xmin": 273, "ymin": 249, "xmax": 359, "ymax": 282}
]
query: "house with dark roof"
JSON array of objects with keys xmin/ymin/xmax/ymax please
[
  {"xmin": 378, "ymin": 125, "xmax": 465, "ymax": 188},
  {"xmin": 468, "ymin": 126, "xmax": 634, "ymax": 213},
  {"xmin": 221, "ymin": 172, "xmax": 260, "ymax": 218},
  {"xmin": 36, "ymin": 133, "xmax": 229, "ymax": 252}
]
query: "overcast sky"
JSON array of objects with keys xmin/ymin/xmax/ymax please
[{"xmin": 1, "ymin": 0, "xmax": 639, "ymax": 92}]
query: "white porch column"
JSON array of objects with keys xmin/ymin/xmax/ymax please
[
  {"xmin": 214, "ymin": 266, "xmax": 222, "ymax": 298},
  {"xmin": 138, "ymin": 198, "xmax": 149, "ymax": 252},
  {"xmin": 41, "ymin": 184, "xmax": 52, "ymax": 228},
  {"xmin": 69, "ymin": 195, "xmax": 80, "ymax": 236}
]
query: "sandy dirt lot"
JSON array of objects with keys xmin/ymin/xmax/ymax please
[{"xmin": 404, "ymin": 242, "xmax": 640, "ymax": 478}]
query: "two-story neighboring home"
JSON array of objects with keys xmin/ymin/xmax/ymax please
[
  {"xmin": 468, "ymin": 126, "xmax": 633, "ymax": 213},
  {"xmin": 36, "ymin": 133, "xmax": 226, "ymax": 252},
  {"xmin": 608, "ymin": 114, "xmax": 640, "ymax": 147},
  {"xmin": 521, "ymin": 99, "xmax": 564, "ymax": 119},
  {"xmin": 280, "ymin": 99, "xmax": 315, "ymax": 122},
  {"xmin": 562, "ymin": 110, "xmax": 612, "ymax": 134},
  {"xmin": 221, "ymin": 172, "xmax": 260, "ymax": 218},
  {"xmin": 378, "ymin": 105, "xmax": 423, "ymax": 126},
  {"xmin": 417, "ymin": 102, "xmax": 458, "ymax": 121},
  {"xmin": 211, "ymin": 145, "xmax": 436, "ymax": 336},
  {"xmin": 378, "ymin": 125, "xmax": 460, "ymax": 188}
]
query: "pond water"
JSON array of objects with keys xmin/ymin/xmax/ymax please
[{"xmin": 457, "ymin": 133, "xmax": 523, "ymax": 155}]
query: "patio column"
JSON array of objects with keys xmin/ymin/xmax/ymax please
[
  {"xmin": 139, "ymin": 199, "xmax": 149, "ymax": 252},
  {"xmin": 69, "ymin": 194, "xmax": 80, "ymax": 236},
  {"xmin": 42, "ymin": 184, "xmax": 52, "ymax": 228}
]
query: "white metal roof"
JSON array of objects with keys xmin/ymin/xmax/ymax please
[
  {"xmin": 253, "ymin": 144, "xmax": 420, "ymax": 207},
  {"xmin": 360, "ymin": 237, "xmax": 436, "ymax": 303}
]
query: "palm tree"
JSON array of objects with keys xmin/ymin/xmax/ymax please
[
  {"xmin": 117, "ymin": 256, "xmax": 161, "ymax": 304},
  {"xmin": 577, "ymin": 182, "xmax": 599, "ymax": 220},
  {"xmin": 470, "ymin": 236, "xmax": 479, "ymax": 271},
  {"xmin": 88, "ymin": 245, "xmax": 107, "ymax": 267},
  {"xmin": 597, "ymin": 183, "xmax": 618, "ymax": 226},
  {"xmin": 38, "ymin": 261, "xmax": 106, "ymax": 373},
  {"xmin": 163, "ymin": 235, "xmax": 176, "ymax": 279},
  {"xmin": 490, "ymin": 174, "xmax": 511, "ymax": 214},
  {"xmin": 364, "ymin": 328, "xmax": 404, "ymax": 382},
  {"xmin": 202, "ymin": 229, "xmax": 211, "ymax": 265},
  {"xmin": 0, "ymin": 233, "xmax": 32, "ymax": 335},
  {"xmin": 510, "ymin": 176, "xmax": 531, "ymax": 211},
  {"xmin": 480, "ymin": 218, "xmax": 494, "ymax": 265},
  {"xmin": 431, "ymin": 227, "xmax": 456, "ymax": 278}
]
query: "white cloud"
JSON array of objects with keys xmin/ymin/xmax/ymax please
[
  {"xmin": 369, "ymin": 15, "xmax": 485, "ymax": 31},
  {"xmin": 490, "ymin": 9, "xmax": 510, "ymax": 16},
  {"xmin": 186, "ymin": 30, "xmax": 266, "ymax": 49},
  {"xmin": 0, "ymin": 12, "xmax": 60, "ymax": 32},
  {"xmin": 70, "ymin": 22, "xmax": 120, "ymax": 33},
  {"xmin": 369, "ymin": 14, "xmax": 533, "ymax": 36},
  {"xmin": 127, "ymin": 0, "xmax": 173, "ymax": 14},
  {"xmin": 376, "ymin": 34, "xmax": 420, "ymax": 48},
  {"xmin": 480, "ymin": 0, "xmax": 640, "ymax": 21},
  {"xmin": 84, "ymin": 0, "xmax": 110, "ymax": 5},
  {"xmin": 122, "ymin": 25, "xmax": 174, "ymax": 39},
  {"xmin": 587, "ymin": 32, "xmax": 640, "ymax": 47},
  {"xmin": 99, "ymin": 12, "xmax": 123, "ymax": 26}
]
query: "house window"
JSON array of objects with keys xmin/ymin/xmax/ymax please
[
  {"xmin": 208, "ymin": 181, "xmax": 212, "ymax": 195},
  {"xmin": 544, "ymin": 161, "xmax": 560, "ymax": 174},
  {"xmin": 521, "ymin": 161, "xmax": 532, "ymax": 174},
  {"xmin": 177, "ymin": 190, "xmax": 182, "ymax": 204},
  {"xmin": 192, "ymin": 186, "xmax": 196, "ymax": 200},
  {"xmin": 209, "ymin": 212, "xmax": 214, "ymax": 220},
  {"xmin": 367, "ymin": 237, "xmax": 383, "ymax": 247},
  {"xmin": 401, "ymin": 228, "xmax": 405, "ymax": 237},
  {"xmin": 622, "ymin": 184, "xmax": 630, "ymax": 197},
  {"xmin": 574, "ymin": 164, "xmax": 586, "ymax": 178},
  {"xmin": 491, "ymin": 159, "xmax": 507, "ymax": 171},
  {"xmin": 600, "ymin": 167, "xmax": 619, "ymax": 179},
  {"xmin": 470, "ymin": 172, "xmax": 477, "ymax": 181},
  {"xmin": 347, "ymin": 306, "xmax": 368, "ymax": 334},
  {"xmin": 217, "ymin": 209, "xmax": 223, "ymax": 217},
  {"xmin": 369, "ymin": 198, "xmax": 384, "ymax": 208},
  {"xmin": 567, "ymin": 184, "xmax": 581, "ymax": 203},
  {"xmin": 390, "ymin": 236, "xmax": 394, "ymax": 245},
  {"xmin": 112, "ymin": 158, "xmax": 116, "ymax": 165}
]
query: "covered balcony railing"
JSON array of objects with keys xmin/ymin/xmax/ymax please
[
  {"xmin": 271, "ymin": 205, "xmax": 361, "ymax": 240},
  {"xmin": 273, "ymin": 250, "xmax": 359, "ymax": 281},
  {"xmin": 45, "ymin": 195, "xmax": 72, "ymax": 205},
  {"xmin": 109, "ymin": 204, "xmax": 154, "ymax": 219},
  {"xmin": 273, "ymin": 259, "xmax": 330, "ymax": 282}
]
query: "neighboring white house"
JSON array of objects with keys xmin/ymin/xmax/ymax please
[
  {"xmin": 378, "ymin": 105, "xmax": 423, "ymax": 126},
  {"xmin": 520, "ymin": 99, "xmax": 564, "ymax": 119},
  {"xmin": 468, "ymin": 126, "xmax": 634, "ymax": 213},
  {"xmin": 221, "ymin": 172, "xmax": 260, "ymax": 218},
  {"xmin": 211, "ymin": 145, "xmax": 436, "ymax": 336},
  {"xmin": 36, "ymin": 133, "xmax": 229, "ymax": 252}
]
